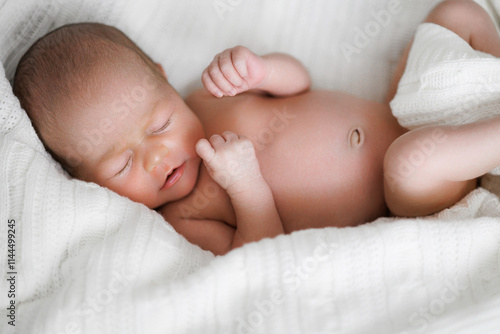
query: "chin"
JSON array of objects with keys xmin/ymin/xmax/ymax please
[{"xmin": 173, "ymin": 177, "xmax": 197, "ymax": 201}]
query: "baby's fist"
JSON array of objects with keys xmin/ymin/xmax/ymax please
[
  {"xmin": 196, "ymin": 131, "xmax": 262, "ymax": 196},
  {"xmin": 202, "ymin": 46, "xmax": 268, "ymax": 98}
]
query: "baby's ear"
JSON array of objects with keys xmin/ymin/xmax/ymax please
[{"xmin": 157, "ymin": 63, "xmax": 167, "ymax": 79}]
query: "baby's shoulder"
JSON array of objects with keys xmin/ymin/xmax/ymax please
[
  {"xmin": 185, "ymin": 87, "xmax": 267, "ymax": 109},
  {"xmin": 184, "ymin": 87, "xmax": 213, "ymax": 104},
  {"xmin": 184, "ymin": 87, "xmax": 226, "ymax": 120},
  {"xmin": 185, "ymin": 88, "xmax": 272, "ymax": 127}
]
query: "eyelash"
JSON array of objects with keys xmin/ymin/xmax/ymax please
[
  {"xmin": 153, "ymin": 119, "xmax": 171, "ymax": 134},
  {"xmin": 116, "ymin": 156, "xmax": 132, "ymax": 177}
]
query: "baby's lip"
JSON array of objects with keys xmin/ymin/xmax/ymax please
[
  {"xmin": 161, "ymin": 166, "xmax": 175, "ymax": 187},
  {"xmin": 160, "ymin": 162, "xmax": 186, "ymax": 190}
]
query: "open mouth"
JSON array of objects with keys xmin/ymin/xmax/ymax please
[{"xmin": 161, "ymin": 162, "xmax": 186, "ymax": 190}]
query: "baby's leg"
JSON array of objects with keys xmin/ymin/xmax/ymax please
[
  {"xmin": 384, "ymin": 0, "xmax": 500, "ymax": 217},
  {"xmin": 385, "ymin": 113, "xmax": 500, "ymax": 217},
  {"xmin": 386, "ymin": 0, "xmax": 500, "ymax": 102}
]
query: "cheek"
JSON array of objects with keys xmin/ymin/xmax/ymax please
[
  {"xmin": 104, "ymin": 172, "xmax": 154, "ymax": 206},
  {"xmin": 182, "ymin": 115, "xmax": 205, "ymax": 148}
]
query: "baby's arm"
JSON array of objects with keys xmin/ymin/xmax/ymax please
[
  {"xmin": 384, "ymin": 116, "xmax": 500, "ymax": 216},
  {"xmin": 195, "ymin": 131, "xmax": 284, "ymax": 251},
  {"xmin": 202, "ymin": 46, "xmax": 310, "ymax": 97}
]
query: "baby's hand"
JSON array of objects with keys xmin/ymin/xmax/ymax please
[
  {"xmin": 196, "ymin": 131, "xmax": 262, "ymax": 196},
  {"xmin": 202, "ymin": 46, "xmax": 268, "ymax": 98}
]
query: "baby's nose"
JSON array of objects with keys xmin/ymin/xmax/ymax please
[{"xmin": 144, "ymin": 144, "xmax": 169, "ymax": 172}]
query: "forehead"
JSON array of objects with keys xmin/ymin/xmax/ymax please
[{"xmin": 57, "ymin": 64, "xmax": 166, "ymax": 172}]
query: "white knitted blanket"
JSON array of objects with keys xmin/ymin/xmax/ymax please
[{"xmin": 1, "ymin": 1, "xmax": 500, "ymax": 333}]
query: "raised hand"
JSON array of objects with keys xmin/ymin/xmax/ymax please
[{"xmin": 202, "ymin": 46, "xmax": 268, "ymax": 98}]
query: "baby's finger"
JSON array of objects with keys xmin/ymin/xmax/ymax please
[
  {"xmin": 221, "ymin": 131, "xmax": 238, "ymax": 142},
  {"xmin": 202, "ymin": 69, "xmax": 223, "ymax": 98},
  {"xmin": 207, "ymin": 60, "xmax": 237, "ymax": 97},
  {"xmin": 208, "ymin": 134, "xmax": 226, "ymax": 148},
  {"xmin": 219, "ymin": 51, "xmax": 244, "ymax": 88},
  {"xmin": 235, "ymin": 134, "xmax": 255, "ymax": 154},
  {"xmin": 231, "ymin": 47, "xmax": 249, "ymax": 79},
  {"xmin": 195, "ymin": 139, "xmax": 216, "ymax": 163}
]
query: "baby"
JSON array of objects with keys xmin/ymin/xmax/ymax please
[{"xmin": 13, "ymin": 0, "xmax": 500, "ymax": 255}]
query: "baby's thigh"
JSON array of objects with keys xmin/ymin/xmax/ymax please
[{"xmin": 424, "ymin": 0, "xmax": 500, "ymax": 55}]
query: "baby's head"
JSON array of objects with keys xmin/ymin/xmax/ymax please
[{"xmin": 14, "ymin": 23, "xmax": 204, "ymax": 208}]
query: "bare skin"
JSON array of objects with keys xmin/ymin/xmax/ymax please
[
  {"xmin": 384, "ymin": 0, "xmax": 500, "ymax": 216},
  {"xmin": 159, "ymin": 0, "xmax": 500, "ymax": 254},
  {"xmin": 54, "ymin": 0, "xmax": 500, "ymax": 255},
  {"xmin": 163, "ymin": 89, "xmax": 405, "ymax": 253}
]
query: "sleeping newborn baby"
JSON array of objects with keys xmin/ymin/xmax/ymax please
[{"xmin": 13, "ymin": 0, "xmax": 500, "ymax": 255}]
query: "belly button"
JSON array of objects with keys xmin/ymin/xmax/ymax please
[{"xmin": 349, "ymin": 127, "xmax": 364, "ymax": 148}]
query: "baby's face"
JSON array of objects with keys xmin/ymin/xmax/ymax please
[{"xmin": 59, "ymin": 67, "xmax": 204, "ymax": 209}]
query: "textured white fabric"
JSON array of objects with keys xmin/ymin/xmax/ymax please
[
  {"xmin": 390, "ymin": 22, "xmax": 500, "ymax": 174},
  {"xmin": 1, "ymin": 0, "xmax": 500, "ymax": 334},
  {"xmin": 391, "ymin": 23, "xmax": 500, "ymax": 128}
]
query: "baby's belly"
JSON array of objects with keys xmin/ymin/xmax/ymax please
[
  {"xmin": 204, "ymin": 91, "xmax": 391, "ymax": 231},
  {"xmin": 257, "ymin": 95, "xmax": 374, "ymax": 231}
]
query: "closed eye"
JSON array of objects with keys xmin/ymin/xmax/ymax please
[
  {"xmin": 115, "ymin": 156, "xmax": 132, "ymax": 177},
  {"xmin": 153, "ymin": 119, "xmax": 171, "ymax": 134}
]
